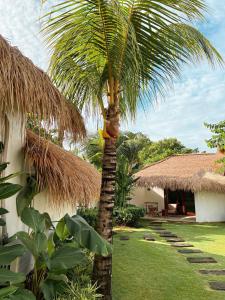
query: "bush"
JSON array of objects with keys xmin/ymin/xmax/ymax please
[
  {"xmin": 77, "ymin": 207, "xmax": 98, "ymax": 228},
  {"xmin": 113, "ymin": 205, "xmax": 145, "ymax": 227}
]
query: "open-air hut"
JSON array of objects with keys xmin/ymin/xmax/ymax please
[
  {"xmin": 132, "ymin": 153, "xmax": 225, "ymax": 222},
  {"xmin": 0, "ymin": 35, "xmax": 99, "ymax": 237}
]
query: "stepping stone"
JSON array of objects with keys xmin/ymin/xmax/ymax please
[
  {"xmin": 178, "ymin": 249, "xmax": 202, "ymax": 254},
  {"xmin": 166, "ymin": 238, "xmax": 185, "ymax": 243},
  {"xmin": 144, "ymin": 237, "xmax": 155, "ymax": 241},
  {"xmin": 209, "ymin": 281, "xmax": 225, "ymax": 291},
  {"xmin": 172, "ymin": 243, "xmax": 194, "ymax": 248},
  {"xmin": 160, "ymin": 233, "xmax": 178, "ymax": 238},
  {"xmin": 120, "ymin": 236, "xmax": 130, "ymax": 241},
  {"xmin": 199, "ymin": 270, "xmax": 225, "ymax": 276},
  {"xmin": 152, "ymin": 227, "xmax": 166, "ymax": 231},
  {"xmin": 187, "ymin": 257, "xmax": 217, "ymax": 264}
]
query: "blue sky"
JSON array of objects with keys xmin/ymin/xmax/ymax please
[{"xmin": 0, "ymin": 0, "xmax": 225, "ymax": 151}]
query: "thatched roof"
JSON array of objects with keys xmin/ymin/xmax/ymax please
[
  {"xmin": 136, "ymin": 153, "xmax": 225, "ymax": 193},
  {"xmin": 25, "ymin": 130, "xmax": 101, "ymax": 206},
  {"xmin": 0, "ymin": 35, "xmax": 85, "ymax": 141}
]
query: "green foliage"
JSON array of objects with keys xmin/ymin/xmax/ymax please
[
  {"xmin": 205, "ymin": 121, "xmax": 225, "ymax": 173},
  {"xmin": 205, "ymin": 121, "xmax": 225, "ymax": 151},
  {"xmin": 57, "ymin": 282, "xmax": 102, "ymax": 300},
  {"xmin": 16, "ymin": 176, "xmax": 38, "ymax": 216},
  {"xmin": 0, "ymin": 206, "xmax": 111, "ymax": 299},
  {"xmin": 44, "ymin": 0, "xmax": 222, "ymax": 120},
  {"xmin": 139, "ymin": 138, "xmax": 198, "ymax": 165},
  {"xmin": 113, "ymin": 205, "xmax": 145, "ymax": 227},
  {"xmin": 77, "ymin": 207, "xmax": 98, "ymax": 229}
]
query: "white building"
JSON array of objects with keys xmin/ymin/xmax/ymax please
[{"xmin": 132, "ymin": 153, "xmax": 225, "ymax": 223}]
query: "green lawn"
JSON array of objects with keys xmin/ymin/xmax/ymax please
[{"xmin": 112, "ymin": 221, "xmax": 225, "ymax": 300}]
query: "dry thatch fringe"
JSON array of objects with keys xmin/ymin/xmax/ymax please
[
  {"xmin": 136, "ymin": 171, "xmax": 225, "ymax": 193},
  {"xmin": 0, "ymin": 35, "xmax": 85, "ymax": 141},
  {"xmin": 25, "ymin": 130, "xmax": 101, "ymax": 207}
]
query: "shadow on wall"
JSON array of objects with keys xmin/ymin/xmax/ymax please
[{"xmin": 130, "ymin": 187, "xmax": 164, "ymax": 211}]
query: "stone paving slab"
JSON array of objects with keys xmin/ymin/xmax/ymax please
[
  {"xmin": 209, "ymin": 281, "xmax": 225, "ymax": 291},
  {"xmin": 172, "ymin": 243, "xmax": 194, "ymax": 248},
  {"xmin": 178, "ymin": 249, "xmax": 202, "ymax": 254},
  {"xmin": 166, "ymin": 238, "xmax": 185, "ymax": 242},
  {"xmin": 144, "ymin": 237, "xmax": 155, "ymax": 241},
  {"xmin": 199, "ymin": 270, "xmax": 225, "ymax": 275},
  {"xmin": 160, "ymin": 233, "xmax": 178, "ymax": 238},
  {"xmin": 187, "ymin": 257, "xmax": 217, "ymax": 264},
  {"xmin": 120, "ymin": 236, "xmax": 130, "ymax": 241}
]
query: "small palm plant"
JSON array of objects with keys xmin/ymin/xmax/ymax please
[{"xmin": 43, "ymin": 0, "xmax": 223, "ymax": 298}]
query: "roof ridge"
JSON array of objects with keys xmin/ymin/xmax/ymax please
[{"xmin": 138, "ymin": 152, "xmax": 218, "ymax": 172}]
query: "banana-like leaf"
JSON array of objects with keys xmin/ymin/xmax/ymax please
[
  {"xmin": 7, "ymin": 288, "xmax": 36, "ymax": 300},
  {"xmin": 0, "ymin": 162, "xmax": 9, "ymax": 172},
  {"xmin": 0, "ymin": 244, "xmax": 26, "ymax": 265},
  {"xmin": 21, "ymin": 207, "xmax": 46, "ymax": 233},
  {"xmin": 16, "ymin": 176, "xmax": 38, "ymax": 216},
  {"xmin": 55, "ymin": 218, "xmax": 69, "ymax": 241},
  {"xmin": 0, "ymin": 269, "xmax": 25, "ymax": 284},
  {"xmin": 49, "ymin": 245, "xmax": 86, "ymax": 272},
  {"xmin": 0, "ymin": 207, "xmax": 9, "ymax": 215},
  {"xmin": 0, "ymin": 172, "xmax": 22, "ymax": 183},
  {"xmin": 0, "ymin": 218, "xmax": 6, "ymax": 226},
  {"xmin": 40, "ymin": 278, "xmax": 66, "ymax": 300},
  {"xmin": 65, "ymin": 215, "xmax": 112, "ymax": 256},
  {"xmin": 47, "ymin": 232, "xmax": 55, "ymax": 257},
  {"xmin": 0, "ymin": 183, "xmax": 22, "ymax": 200},
  {"xmin": 0, "ymin": 285, "xmax": 18, "ymax": 298},
  {"xmin": 17, "ymin": 231, "xmax": 47, "ymax": 258}
]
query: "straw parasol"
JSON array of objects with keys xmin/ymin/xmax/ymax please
[
  {"xmin": 25, "ymin": 130, "xmax": 101, "ymax": 207},
  {"xmin": 0, "ymin": 35, "xmax": 85, "ymax": 141},
  {"xmin": 136, "ymin": 153, "xmax": 225, "ymax": 193}
]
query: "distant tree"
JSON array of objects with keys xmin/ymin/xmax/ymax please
[
  {"xmin": 139, "ymin": 138, "xmax": 198, "ymax": 165},
  {"xmin": 205, "ymin": 121, "xmax": 225, "ymax": 174}
]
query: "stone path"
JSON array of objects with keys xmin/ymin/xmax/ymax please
[
  {"xmin": 147, "ymin": 221, "xmax": 225, "ymax": 292},
  {"xmin": 178, "ymin": 249, "xmax": 202, "ymax": 254},
  {"xmin": 120, "ymin": 236, "xmax": 130, "ymax": 241},
  {"xmin": 143, "ymin": 234, "xmax": 155, "ymax": 241},
  {"xmin": 209, "ymin": 281, "xmax": 225, "ymax": 291},
  {"xmin": 199, "ymin": 270, "xmax": 225, "ymax": 275},
  {"xmin": 187, "ymin": 257, "xmax": 217, "ymax": 264}
]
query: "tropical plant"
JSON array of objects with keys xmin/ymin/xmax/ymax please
[
  {"xmin": 44, "ymin": 0, "xmax": 222, "ymax": 297},
  {"xmin": 205, "ymin": 121, "xmax": 225, "ymax": 174},
  {"xmin": 113, "ymin": 205, "xmax": 145, "ymax": 226},
  {"xmin": 139, "ymin": 138, "xmax": 198, "ymax": 165},
  {"xmin": 0, "ymin": 207, "xmax": 111, "ymax": 300}
]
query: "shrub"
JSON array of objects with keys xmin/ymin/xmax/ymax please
[
  {"xmin": 113, "ymin": 205, "xmax": 145, "ymax": 227},
  {"xmin": 77, "ymin": 207, "xmax": 98, "ymax": 229}
]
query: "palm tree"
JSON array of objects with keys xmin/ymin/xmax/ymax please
[{"xmin": 43, "ymin": 1, "xmax": 222, "ymax": 298}]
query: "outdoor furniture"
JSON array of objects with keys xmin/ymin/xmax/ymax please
[
  {"xmin": 145, "ymin": 202, "xmax": 159, "ymax": 216},
  {"xmin": 168, "ymin": 203, "xmax": 177, "ymax": 215}
]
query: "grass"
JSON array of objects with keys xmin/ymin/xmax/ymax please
[{"xmin": 112, "ymin": 221, "xmax": 225, "ymax": 300}]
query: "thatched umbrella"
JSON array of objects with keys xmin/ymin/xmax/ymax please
[
  {"xmin": 0, "ymin": 35, "xmax": 85, "ymax": 140},
  {"xmin": 25, "ymin": 130, "xmax": 100, "ymax": 206}
]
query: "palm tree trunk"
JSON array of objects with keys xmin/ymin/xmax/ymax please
[{"xmin": 93, "ymin": 103, "xmax": 119, "ymax": 300}]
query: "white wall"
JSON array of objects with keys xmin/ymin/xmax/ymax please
[
  {"xmin": 2, "ymin": 114, "xmax": 26, "ymax": 237},
  {"xmin": 33, "ymin": 191, "xmax": 76, "ymax": 222},
  {"xmin": 195, "ymin": 191, "xmax": 225, "ymax": 222},
  {"xmin": 131, "ymin": 187, "xmax": 165, "ymax": 211}
]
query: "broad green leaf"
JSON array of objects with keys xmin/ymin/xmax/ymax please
[
  {"xmin": 0, "ymin": 244, "xmax": 26, "ymax": 265},
  {"xmin": 40, "ymin": 278, "xmax": 66, "ymax": 300},
  {"xmin": 21, "ymin": 207, "xmax": 46, "ymax": 232},
  {"xmin": 55, "ymin": 218, "xmax": 69, "ymax": 241},
  {"xmin": 43, "ymin": 212, "xmax": 53, "ymax": 230},
  {"xmin": 65, "ymin": 215, "xmax": 112, "ymax": 256},
  {"xmin": 16, "ymin": 177, "xmax": 38, "ymax": 216},
  {"xmin": 34, "ymin": 232, "xmax": 48, "ymax": 254},
  {"xmin": 47, "ymin": 273, "xmax": 68, "ymax": 282},
  {"xmin": 49, "ymin": 245, "xmax": 86, "ymax": 272},
  {"xmin": 17, "ymin": 232, "xmax": 36, "ymax": 257},
  {"xmin": 0, "ymin": 285, "xmax": 18, "ymax": 298},
  {"xmin": 0, "ymin": 269, "xmax": 25, "ymax": 284},
  {"xmin": 47, "ymin": 232, "xmax": 55, "ymax": 257},
  {"xmin": 0, "ymin": 218, "xmax": 6, "ymax": 226},
  {"xmin": 7, "ymin": 288, "xmax": 36, "ymax": 300},
  {"xmin": 0, "ymin": 162, "xmax": 9, "ymax": 172},
  {"xmin": 0, "ymin": 183, "xmax": 22, "ymax": 200},
  {"xmin": 0, "ymin": 208, "xmax": 9, "ymax": 215},
  {"xmin": 0, "ymin": 172, "xmax": 21, "ymax": 183}
]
